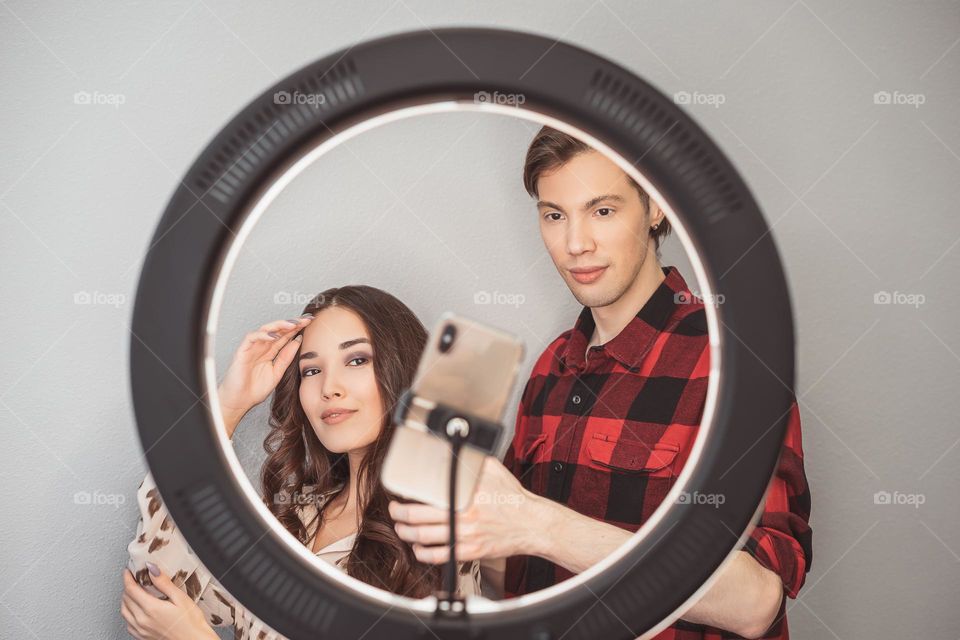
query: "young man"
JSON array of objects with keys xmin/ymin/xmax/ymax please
[{"xmin": 390, "ymin": 127, "xmax": 812, "ymax": 639}]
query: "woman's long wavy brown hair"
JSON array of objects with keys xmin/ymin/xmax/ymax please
[{"xmin": 260, "ymin": 285, "xmax": 442, "ymax": 597}]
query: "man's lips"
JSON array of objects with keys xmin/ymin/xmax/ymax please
[{"xmin": 569, "ymin": 266, "xmax": 607, "ymax": 284}]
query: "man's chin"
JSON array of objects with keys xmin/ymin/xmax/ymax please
[{"xmin": 568, "ymin": 283, "xmax": 621, "ymax": 309}]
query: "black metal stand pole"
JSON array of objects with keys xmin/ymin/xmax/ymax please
[
  {"xmin": 444, "ymin": 431, "xmax": 464, "ymax": 599},
  {"xmin": 435, "ymin": 416, "xmax": 471, "ymax": 617}
]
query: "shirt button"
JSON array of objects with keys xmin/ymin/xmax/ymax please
[
  {"xmin": 552, "ymin": 462, "xmax": 564, "ymax": 473},
  {"xmin": 572, "ymin": 394, "xmax": 581, "ymax": 405}
]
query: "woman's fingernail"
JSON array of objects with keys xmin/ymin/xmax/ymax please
[
  {"xmin": 285, "ymin": 319, "xmax": 300, "ymax": 325},
  {"xmin": 146, "ymin": 562, "xmax": 160, "ymax": 577},
  {"xmin": 267, "ymin": 331, "xmax": 280, "ymax": 339},
  {"xmin": 300, "ymin": 313, "xmax": 314, "ymax": 318}
]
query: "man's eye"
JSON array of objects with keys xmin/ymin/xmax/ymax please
[
  {"xmin": 544, "ymin": 212, "xmax": 563, "ymax": 222},
  {"xmin": 596, "ymin": 207, "xmax": 613, "ymax": 216},
  {"xmin": 302, "ymin": 367, "xmax": 320, "ymax": 377}
]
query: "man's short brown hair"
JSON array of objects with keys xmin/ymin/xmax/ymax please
[{"xmin": 522, "ymin": 126, "xmax": 671, "ymax": 251}]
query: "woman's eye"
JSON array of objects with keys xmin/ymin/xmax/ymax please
[
  {"xmin": 347, "ymin": 356, "xmax": 370, "ymax": 367},
  {"xmin": 596, "ymin": 207, "xmax": 613, "ymax": 217},
  {"xmin": 302, "ymin": 367, "xmax": 320, "ymax": 377}
]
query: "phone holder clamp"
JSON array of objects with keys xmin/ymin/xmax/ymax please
[{"xmin": 393, "ymin": 389, "xmax": 506, "ymax": 617}]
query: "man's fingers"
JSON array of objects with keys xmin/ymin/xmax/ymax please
[
  {"xmin": 412, "ymin": 543, "xmax": 448, "ymax": 564},
  {"xmin": 412, "ymin": 542, "xmax": 483, "ymax": 564},
  {"xmin": 395, "ymin": 522, "xmax": 451, "ymax": 545},
  {"xmin": 389, "ymin": 500, "xmax": 449, "ymax": 524}
]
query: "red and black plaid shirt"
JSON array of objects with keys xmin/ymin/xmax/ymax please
[{"xmin": 503, "ymin": 265, "xmax": 812, "ymax": 639}]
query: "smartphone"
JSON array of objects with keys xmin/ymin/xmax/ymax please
[{"xmin": 382, "ymin": 312, "xmax": 524, "ymax": 511}]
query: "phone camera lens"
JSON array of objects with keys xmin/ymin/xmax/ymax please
[{"xmin": 438, "ymin": 324, "xmax": 457, "ymax": 353}]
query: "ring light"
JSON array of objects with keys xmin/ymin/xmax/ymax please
[{"xmin": 130, "ymin": 27, "xmax": 795, "ymax": 640}]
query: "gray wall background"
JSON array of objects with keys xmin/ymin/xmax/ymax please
[{"xmin": 2, "ymin": 1, "xmax": 959, "ymax": 638}]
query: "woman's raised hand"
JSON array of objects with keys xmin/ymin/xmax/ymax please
[{"xmin": 217, "ymin": 315, "xmax": 313, "ymax": 437}]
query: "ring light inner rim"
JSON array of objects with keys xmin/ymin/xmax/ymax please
[{"xmin": 201, "ymin": 99, "xmax": 734, "ymax": 620}]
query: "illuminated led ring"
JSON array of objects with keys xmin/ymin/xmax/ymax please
[{"xmin": 130, "ymin": 27, "xmax": 795, "ymax": 640}]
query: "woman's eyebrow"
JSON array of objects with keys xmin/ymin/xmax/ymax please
[{"xmin": 298, "ymin": 338, "xmax": 370, "ymax": 361}]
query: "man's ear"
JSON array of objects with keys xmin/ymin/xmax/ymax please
[{"xmin": 648, "ymin": 200, "xmax": 665, "ymax": 229}]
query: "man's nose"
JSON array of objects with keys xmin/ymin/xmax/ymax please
[{"xmin": 566, "ymin": 219, "xmax": 595, "ymax": 255}]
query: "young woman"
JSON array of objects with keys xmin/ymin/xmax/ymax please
[{"xmin": 121, "ymin": 285, "xmax": 481, "ymax": 640}]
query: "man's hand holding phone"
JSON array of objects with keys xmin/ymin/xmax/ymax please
[{"xmin": 388, "ymin": 456, "xmax": 544, "ymax": 564}]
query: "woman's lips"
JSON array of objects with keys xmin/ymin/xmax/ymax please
[
  {"xmin": 570, "ymin": 266, "xmax": 607, "ymax": 284},
  {"xmin": 321, "ymin": 410, "xmax": 357, "ymax": 425}
]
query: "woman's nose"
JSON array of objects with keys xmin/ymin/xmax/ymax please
[{"xmin": 321, "ymin": 386, "xmax": 344, "ymax": 401}]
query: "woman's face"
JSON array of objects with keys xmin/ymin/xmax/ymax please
[{"xmin": 297, "ymin": 306, "xmax": 384, "ymax": 455}]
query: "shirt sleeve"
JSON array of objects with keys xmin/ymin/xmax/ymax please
[
  {"xmin": 739, "ymin": 399, "xmax": 813, "ymax": 599},
  {"xmin": 126, "ymin": 471, "xmax": 240, "ymax": 627}
]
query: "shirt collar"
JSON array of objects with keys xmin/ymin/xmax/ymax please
[
  {"xmin": 560, "ymin": 266, "xmax": 691, "ymax": 372},
  {"xmin": 316, "ymin": 531, "xmax": 357, "ymax": 556}
]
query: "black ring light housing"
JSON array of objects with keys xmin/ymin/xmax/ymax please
[{"xmin": 130, "ymin": 27, "xmax": 795, "ymax": 640}]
